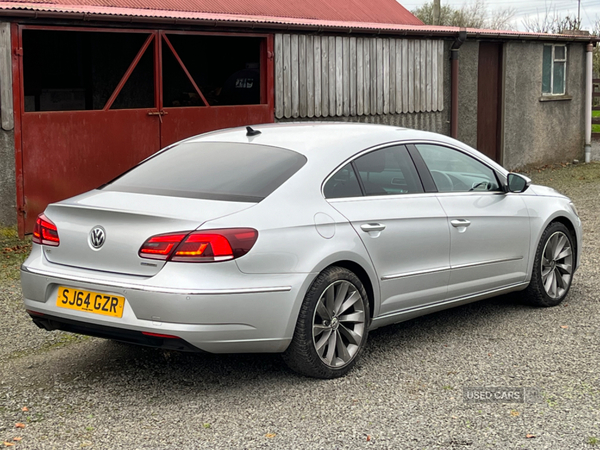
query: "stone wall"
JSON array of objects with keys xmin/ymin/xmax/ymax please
[
  {"xmin": 502, "ymin": 41, "xmax": 586, "ymax": 169},
  {"xmin": 0, "ymin": 129, "xmax": 15, "ymax": 226}
]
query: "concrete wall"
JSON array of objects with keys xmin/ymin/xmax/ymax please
[
  {"xmin": 591, "ymin": 139, "xmax": 600, "ymax": 161},
  {"xmin": 502, "ymin": 41, "xmax": 586, "ymax": 170},
  {"xmin": 0, "ymin": 21, "xmax": 15, "ymax": 227},
  {"xmin": 456, "ymin": 41, "xmax": 479, "ymax": 149},
  {"xmin": 0, "ymin": 129, "xmax": 15, "ymax": 226}
]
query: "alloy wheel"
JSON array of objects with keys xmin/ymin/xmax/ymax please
[
  {"xmin": 541, "ymin": 231, "xmax": 573, "ymax": 299},
  {"xmin": 312, "ymin": 280, "xmax": 366, "ymax": 368}
]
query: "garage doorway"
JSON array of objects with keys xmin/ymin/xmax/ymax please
[
  {"xmin": 476, "ymin": 42, "xmax": 503, "ymax": 163},
  {"xmin": 15, "ymin": 26, "xmax": 274, "ymax": 233}
]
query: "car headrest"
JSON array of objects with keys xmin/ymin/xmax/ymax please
[{"xmin": 355, "ymin": 151, "xmax": 385, "ymax": 173}]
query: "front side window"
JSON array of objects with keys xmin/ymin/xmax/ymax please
[
  {"xmin": 354, "ymin": 146, "xmax": 423, "ymax": 196},
  {"xmin": 416, "ymin": 144, "xmax": 501, "ymax": 193},
  {"xmin": 542, "ymin": 44, "xmax": 567, "ymax": 95}
]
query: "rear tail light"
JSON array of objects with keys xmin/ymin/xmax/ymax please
[
  {"xmin": 139, "ymin": 228, "xmax": 258, "ymax": 263},
  {"xmin": 138, "ymin": 232, "xmax": 188, "ymax": 259},
  {"xmin": 32, "ymin": 214, "xmax": 60, "ymax": 246}
]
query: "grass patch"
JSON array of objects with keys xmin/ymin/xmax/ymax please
[
  {"xmin": 6, "ymin": 332, "xmax": 91, "ymax": 361},
  {"xmin": 0, "ymin": 226, "xmax": 31, "ymax": 283},
  {"xmin": 592, "ymin": 110, "xmax": 600, "ymax": 118}
]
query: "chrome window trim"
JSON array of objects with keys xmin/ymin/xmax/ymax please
[
  {"xmin": 321, "ymin": 139, "xmax": 508, "ymax": 200},
  {"xmin": 21, "ymin": 266, "xmax": 292, "ymax": 296},
  {"xmin": 327, "ymin": 189, "xmax": 506, "ymax": 204}
]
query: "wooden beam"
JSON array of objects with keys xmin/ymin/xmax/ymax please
[
  {"xmin": 0, "ymin": 22, "xmax": 14, "ymax": 130},
  {"xmin": 274, "ymin": 34, "xmax": 283, "ymax": 119}
]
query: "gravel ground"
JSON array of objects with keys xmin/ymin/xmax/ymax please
[{"xmin": 1, "ymin": 162, "xmax": 599, "ymax": 449}]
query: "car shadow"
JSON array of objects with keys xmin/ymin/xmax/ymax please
[
  {"xmin": 367, "ymin": 292, "xmax": 530, "ymax": 345},
  {"xmin": 47, "ymin": 292, "xmax": 537, "ymax": 393}
]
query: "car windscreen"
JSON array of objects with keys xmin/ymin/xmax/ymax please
[{"xmin": 102, "ymin": 142, "xmax": 307, "ymax": 202}]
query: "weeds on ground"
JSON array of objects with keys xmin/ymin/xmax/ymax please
[{"xmin": 0, "ymin": 226, "xmax": 31, "ymax": 283}]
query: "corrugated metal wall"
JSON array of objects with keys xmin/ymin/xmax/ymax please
[
  {"xmin": 274, "ymin": 34, "xmax": 445, "ymax": 120},
  {"xmin": 276, "ymin": 111, "xmax": 447, "ymax": 133}
]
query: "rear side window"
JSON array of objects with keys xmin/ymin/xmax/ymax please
[
  {"xmin": 323, "ymin": 163, "xmax": 362, "ymax": 199},
  {"xmin": 324, "ymin": 145, "xmax": 423, "ymax": 199},
  {"xmin": 103, "ymin": 142, "xmax": 307, "ymax": 202}
]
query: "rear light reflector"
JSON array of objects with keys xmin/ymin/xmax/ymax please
[
  {"xmin": 139, "ymin": 228, "xmax": 258, "ymax": 263},
  {"xmin": 142, "ymin": 332, "xmax": 180, "ymax": 339},
  {"xmin": 32, "ymin": 214, "xmax": 60, "ymax": 246}
]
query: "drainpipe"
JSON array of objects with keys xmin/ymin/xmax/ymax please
[
  {"xmin": 450, "ymin": 30, "xmax": 467, "ymax": 139},
  {"xmin": 584, "ymin": 43, "xmax": 593, "ymax": 163}
]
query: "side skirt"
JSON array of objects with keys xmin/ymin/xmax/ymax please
[{"xmin": 369, "ymin": 282, "xmax": 529, "ymax": 331}]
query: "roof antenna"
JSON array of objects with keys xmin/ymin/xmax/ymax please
[{"xmin": 246, "ymin": 126, "xmax": 261, "ymax": 137}]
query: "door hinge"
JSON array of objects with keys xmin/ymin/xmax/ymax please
[{"xmin": 14, "ymin": 48, "xmax": 23, "ymax": 57}]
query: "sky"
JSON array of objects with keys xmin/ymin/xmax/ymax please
[{"xmin": 398, "ymin": 0, "xmax": 600, "ymax": 32}]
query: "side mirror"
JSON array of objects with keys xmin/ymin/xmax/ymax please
[{"xmin": 506, "ymin": 173, "xmax": 531, "ymax": 193}]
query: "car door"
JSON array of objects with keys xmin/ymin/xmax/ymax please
[
  {"xmin": 412, "ymin": 143, "xmax": 530, "ymax": 299},
  {"xmin": 324, "ymin": 144, "xmax": 450, "ymax": 317}
]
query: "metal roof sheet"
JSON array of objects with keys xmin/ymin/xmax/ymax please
[
  {"xmin": 0, "ymin": 1, "xmax": 596, "ymax": 42},
  {"xmin": 0, "ymin": 0, "xmax": 424, "ymax": 24}
]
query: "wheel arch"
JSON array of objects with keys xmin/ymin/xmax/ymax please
[
  {"xmin": 323, "ymin": 260, "xmax": 376, "ymax": 323},
  {"xmin": 548, "ymin": 216, "xmax": 578, "ymax": 265}
]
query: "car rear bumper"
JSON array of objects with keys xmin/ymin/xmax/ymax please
[
  {"xmin": 27, "ymin": 310, "xmax": 205, "ymax": 352},
  {"xmin": 21, "ymin": 248, "xmax": 313, "ymax": 354}
]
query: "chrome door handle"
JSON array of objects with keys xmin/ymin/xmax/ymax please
[
  {"xmin": 361, "ymin": 223, "xmax": 386, "ymax": 232},
  {"xmin": 450, "ymin": 219, "xmax": 471, "ymax": 228}
]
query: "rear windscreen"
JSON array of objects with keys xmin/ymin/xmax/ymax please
[{"xmin": 102, "ymin": 142, "xmax": 307, "ymax": 202}]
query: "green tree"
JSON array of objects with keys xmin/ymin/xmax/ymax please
[{"xmin": 412, "ymin": 0, "xmax": 515, "ymax": 30}]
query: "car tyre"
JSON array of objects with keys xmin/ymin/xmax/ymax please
[
  {"xmin": 283, "ymin": 266, "xmax": 369, "ymax": 379},
  {"xmin": 523, "ymin": 222, "xmax": 575, "ymax": 307}
]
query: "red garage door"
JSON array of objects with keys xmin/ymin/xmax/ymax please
[{"xmin": 14, "ymin": 25, "xmax": 274, "ymax": 234}]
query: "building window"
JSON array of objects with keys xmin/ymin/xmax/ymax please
[{"xmin": 542, "ymin": 44, "xmax": 566, "ymax": 95}]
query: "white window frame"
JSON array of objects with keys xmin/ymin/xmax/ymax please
[{"xmin": 542, "ymin": 44, "xmax": 567, "ymax": 96}]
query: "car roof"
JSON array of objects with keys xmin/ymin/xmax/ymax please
[{"xmin": 185, "ymin": 122, "xmax": 507, "ymax": 175}]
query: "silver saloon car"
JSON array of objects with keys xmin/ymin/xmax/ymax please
[{"xmin": 21, "ymin": 123, "xmax": 582, "ymax": 378}]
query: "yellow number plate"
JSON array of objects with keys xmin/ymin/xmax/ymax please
[{"xmin": 56, "ymin": 287, "xmax": 125, "ymax": 318}]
